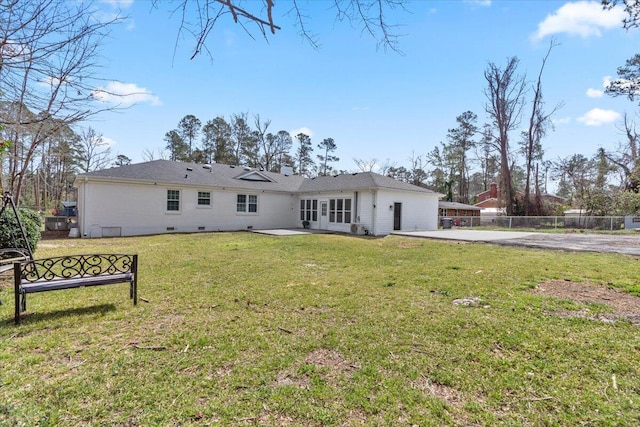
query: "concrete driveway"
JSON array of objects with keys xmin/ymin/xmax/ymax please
[{"xmin": 393, "ymin": 229, "xmax": 640, "ymax": 256}]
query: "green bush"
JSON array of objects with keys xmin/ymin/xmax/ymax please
[{"xmin": 0, "ymin": 207, "xmax": 42, "ymax": 254}]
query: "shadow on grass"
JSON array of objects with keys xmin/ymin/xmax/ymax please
[{"xmin": 8, "ymin": 303, "xmax": 117, "ymax": 325}]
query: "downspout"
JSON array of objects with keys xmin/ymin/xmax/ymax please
[
  {"xmin": 81, "ymin": 177, "xmax": 88, "ymax": 237},
  {"xmin": 371, "ymin": 189, "xmax": 377, "ymax": 236},
  {"xmin": 354, "ymin": 191, "xmax": 359, "ymax": 223}
]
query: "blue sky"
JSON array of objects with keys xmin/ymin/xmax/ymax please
[{"xmin": 89, "ymin": 0, "xmax": 639, "ymax": 180}]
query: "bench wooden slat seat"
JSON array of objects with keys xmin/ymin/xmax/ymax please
[
  {"xmin": 20, "ymin": 273, "xmax": 135, "ymax": 293},
  {"xmin": 14, "ymin": 254, "xmax": 138, "ymax": 324}
]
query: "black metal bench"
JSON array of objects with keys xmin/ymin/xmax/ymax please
[{"xmin": 13, "ymin": 254, "xmax": 138, "ymax": 324}]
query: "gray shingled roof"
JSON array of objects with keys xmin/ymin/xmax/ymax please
[
  {"xmin": 439, "ymin": 201, "xmax": 480, "ymax": 210},
  {"xmin": 77, "ymin": 160, "xmax": 439, "ymax": 195},
  {"xmin": 77, "ymin": 160, "xmax": 305, "ymax": 192},
  {"xmin": 298, "ymin": 172, "xmax": 437, "ymax": 194}
]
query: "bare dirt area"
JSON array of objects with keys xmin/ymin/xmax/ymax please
[{"xmin": 531, "ymin": 280, "xmax": 640, "ymax": 325}]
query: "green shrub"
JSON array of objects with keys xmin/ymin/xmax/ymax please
[{"xmin": 0, "ymin": 207, "xmax": 42, "ymax": 253}]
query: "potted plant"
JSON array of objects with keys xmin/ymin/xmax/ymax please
[{"xmin": 302, "ymin": 220, "xmax": 310, "ymax": 229}]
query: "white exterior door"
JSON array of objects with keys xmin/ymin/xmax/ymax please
[{"xmin": 319, "ymin": 201, "xmax": 328, "ymax": 230}]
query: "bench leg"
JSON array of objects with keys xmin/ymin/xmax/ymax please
[
  {"xmin": 132, "ymin": 255, "xmax": 138, "ymax": 306},
  {"xmin": 131, "ymin": 280, "xmax": 137, "ymax": 305},
  {"xmin": 14, "ymin": 290, "xmax": 20, "ymax": 325}
]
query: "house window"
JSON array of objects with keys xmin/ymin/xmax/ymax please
[
  {"xmin": 167, "ymin": 190, "xmax": 180, "ymax": 211},
  {"xmin": 197, "ymin": 191, "xmax": 211, "ymax": 206},
  {"xmin": 299, "ymin": 199, "xmax": 318, "ymax": 221},
  {"xmin": 248, "ymin": 195, "xmax": 257, "ymax": 212},
  {"xmin": 237, "ymin": 194, "xmax": 258, "ymax": 213},
  {"xmin": 329, "ymin": 198, "xmax": 351, "ymax": 224}
]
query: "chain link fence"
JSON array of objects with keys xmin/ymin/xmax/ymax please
[{"xmin": 439, "ymin": 215, "xmax": 630, "ymax": 232}]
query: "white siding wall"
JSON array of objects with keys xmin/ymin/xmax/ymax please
[
  {"xmin": 76, "ymin": 178, "xmax": 439, "ymax": 238},
  {"xmin": 374, "ymin": 190, "xmax": 439, "ymax": 235},
  {"xmin": 355, "ymin": 191, "xmax": 375, "ymax": 233},
  {"xmin": 295, "ymin": 190, "xmax": 439, "ymax": 236},
  {"xmin": 77, "ymin": 180, "xmax": 296, "ymax": 237}
]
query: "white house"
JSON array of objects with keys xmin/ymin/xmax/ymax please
[{"xmin": 73, "ymin": 160, "xmax": 442, "ymax": 238}]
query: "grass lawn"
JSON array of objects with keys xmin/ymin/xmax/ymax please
[{"xmin": 1, "ymin": 232, "xmax": 640, "ymax": 426}]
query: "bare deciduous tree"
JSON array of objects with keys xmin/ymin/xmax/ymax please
[
  {"xmin": 353, "ymin": 158, "xmax": 379, "ymax": 172},
  {"xmin": 153, "ymin": 0, "xmax": 407, "ymax": 60},
  {"xmin": 521, "ymin": 40, "xmax": 563, "ymax": 215},
  {"xmin": 77, "ymin": 127, "xmax": 112, "ymax": 173},
  {"xmin": 0, "ymin": 0, "xmax": 123, "ymax": 203},
  {"xmin": 484, "ymin": 57, "xmax": 527, "ymax": 215},
  {"xmin": 605, "ymin": 113, "xmax": 640, "ymax": 191}
]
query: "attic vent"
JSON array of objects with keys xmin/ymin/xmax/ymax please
[
  {"xmin": 186, "ymin": 167, "xmax": 193, "ymax": 171},
  {"xmin": 230, "ymin": 165, "xmax": 235, "ymax": 168},
  {"xmin": 352, "ymin": 173, "xmax": 358, "ymax": 175},
  {"xmin": 203, "ymin": 164, "xmax": 212, "ymax": 170},
  {"xmin": 237, "ymin": 170, "xmax": 273, "ymax": 182},
  {"xmin": 243, "ymin": 166, "xmax": 251, "ymax": 171}
]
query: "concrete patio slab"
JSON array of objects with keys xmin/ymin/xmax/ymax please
[
  {"xmin": 251, "ymin": 228, "xmax": 640, "ymax": 256},
  {"xmin": 392, "ymin": 229, "xmax": 537, "ymax": 242},
  {"xmin": 251, "ymin": 229, "xmax": 312, "ymax": 236},
  {"xmin": 393, "ymin": 229, "xmax": 640, "ymax": 256}
]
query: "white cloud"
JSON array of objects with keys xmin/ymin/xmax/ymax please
[
  {"xmin": 92, "ymin": 81, "xmax": 161, "ymax": 106},
  {"xmin": 96, "ymin": 1, "xmax": 134, "ymax": 30},
  {"xmin": 38, "ymin": 76, "xmax": 64, "ymax": 88},
  {"xmin": 290, "ymin": 127, "xmax": 313, "ymax": 138},
  {"xmin": 532, "ymin": 1, "xmax": 625, "ymax": 40},
  {"xmin": 586, "ymin": 75, "xmax": 614, "ymax": 97},
  {"xmin": 99, "ymin": 0, "xmax": 133, "ymax": 8},
  {"xmin": 577, "ymin": 108, "xmax": 620, "ymax": 126},
  {"xmin": 101, "ymin": 136, "xmax": 117, "ymax": 147},
  {"xmin": 465, "ymin": 0, "xmax": 491, "ymax": 7},
  {"xmin": 553, "ymin": 117, "xmax": 572, "ymax": 125},
  {"xmin": 586, "ymin": 88, "xmax": 604, "ymax": 98}
]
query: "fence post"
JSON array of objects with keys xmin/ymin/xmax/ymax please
[
  {"xmin": 509, "ymin": 217, "xmax": 512, "ymax": 229},
  {"xmin": 610, "ymin": 216, "xmax": 613, "ymax": 233}
]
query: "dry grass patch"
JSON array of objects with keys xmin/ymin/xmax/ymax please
[
  {"xmin": 532, "ymin": 280, "xmax": 640, "ymax": 324},
  {"xmin": 272, "ymin": 349, "xmax": 358, "ymax": 390},
  {"xmin": 415, "ymin": 376, "xmax": 466, "ymax": 409}
]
